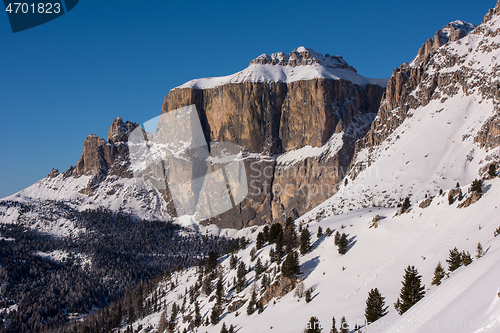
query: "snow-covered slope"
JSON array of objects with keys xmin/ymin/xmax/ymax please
[
  {"xmin": 175, "ymin": 47, "xmax": 388, "ymax": 90},
  {"xmin": 0, "ymin": 174, "xmax": 172, "ymax": 236},
  {"xmin": 119, "ymin": 176, "xmax": 500, "ymax": 333}
]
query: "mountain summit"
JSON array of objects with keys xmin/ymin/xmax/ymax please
[{"xmin": 176, "ymin": 47, "xmax": 387, "ymax": 89}]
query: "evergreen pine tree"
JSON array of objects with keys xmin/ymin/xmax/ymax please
[
  {"xmin": 283, "ymin": 217, "xmax": 298, "ymax": 253},
  {"xmin": 194, "ymin": 301, "xmax": 201, "ymax": 327},
  {"xmin": 206, "ymin": 251, "xmax": 219, "ymax": 271},
  {"xmin": 461, "ymin": 251, "xmax": 473, "ymax": 266},
  {"xmin": 216, "ymin": 277, "xmax": 224, "ymax": 305},
  {"xmin": 256, "ymin": 232, "xmax": 266, "ymax": 250},
  {"xmin": 330, "ymin": 316, "xmax": 338, "ymax": 333},
  {"xmin": 325, "ymin": 227, "xmax": 332, "ymax": 237},
  {"xmin": 476, "ymin": 242, "xmax": 484, "ymax": 258},
  {"xmin": 304, "ymin": 317, "xmax": 322, "ymax": 333},
  {"xmin": 471, "ymin": 179, "xmax": 483, "ymax": 194},
  {"xmin": 300, "ymin": 228, "xmax": 312, "ymax": 255},
  {"xmin": 337, "ymin": 233, "xmax": 348, "ymax": 255},
  {"xmin": 250, "ymin": 247, "xmax": 257, "ymax": 262},
  {"xmin": 398, "ymin": 265, "xmax": 425, "ymax": 315},
  {"xmin": 339, "ymin": 316, "xmax": 349, "ymax": 333},
  {"xmin": 258, "ymin": 301, "xmax": 264, "ymax": 314},
  {"xmin": 236, "ymin": 262, "xmax": 247, "ymax": 292},
  {"xmin": 220, "ymin": 322, "xmax": 228, "ymax": 333},
  {"xmin": 334, "ymin": 231, "xmax": 341, "ymax": 245},
  {"xmin": 210, "ymin": 305, "xmax": 221, "ymax": 325},
  {"xmin": 317, "ymin": 226, "xmax": 323, "ymax": 238},
  {"xmin": 262, "ymin": 225, "xmax": 270, "ymax": 242},
  {"xmin": 431, "ymin": 262, "xmax": 446, "ymax": 286},
  {"xmin": 268, "ymin": 223, "xmax": 283, "ymax": 244},
  {"xmin": 247, "ymin": 288, "xmax": 257, "ymax": 315},
  {"xmin": 230, "ymin": 254, "xmax": 238, "ymax": 270},
  {"xmin": 255, "ymin": 257, "xmax": 263, "ymax": 277},
  {"xmin": 364, "ymin": 288, "xmax": 388, "ymax": 324},
  {"xmin": 446, "ymin": 247, "xmax": 462, "ymax": 272},
  {"xmin": 229, "ymin": 324, "xmax": 235, "ymax": 333},
  {"xmin": 261, "ymin": 273, "xmax": 269, "ymax": 291},
  {"xmin": 305, "ymin": 288, "xmax": 313, "ymax": 303},
  {"xmin": 281, "ymin": 250, "xmax": 301, "ymax": 278}
]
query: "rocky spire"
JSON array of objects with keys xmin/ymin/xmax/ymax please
[
  {"xmin": 107, "ymin": 117, "xmax": 139, "ymax": 144},
  {"xmin": 412, "ymin": 20, "xmax": 476, "ymax": 65},
  {"xmin": 72, "ymin": 117, "xmax": 139, "ymax": 193}
]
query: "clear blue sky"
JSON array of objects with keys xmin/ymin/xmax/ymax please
[{"xmin": 0, "ymin": 0, "xmax": 492, "ymax": 198}]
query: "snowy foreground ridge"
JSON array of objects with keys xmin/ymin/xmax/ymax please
[{"xmin": 127, "ymin": 177, "xmax": 500, "ymax": 333}]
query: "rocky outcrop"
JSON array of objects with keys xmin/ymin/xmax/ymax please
[
  {"xmin": 419, "ymin": 198, "xmax": 432, "ymax": 209},
  {"xmin": 161, "ymin": 55, "xmax": 384, "ymax": 227},
  {"xmin": 72, "ymin": 118, "xmax": 139, "ymax": 194},
  {"xmin": 413, "ymin": 21, "xmax": 476, "ymax": 65},
  {"xmin": 259, "ymin": 276, "xmax": 296, "ymax": 306},
  {"xmin": 484, "ymin": 0, "xmax": 500, "ymax": 23},
  {"xmin": 47, "ymin": 168, "xmax": 59, "ymax": 178},
  {"xmin": 457, "ymin": 191, "xmax": 482, "ymax": 208},
  {"xmin": 227, "ymin": 298, "xmax": 247, "ymax": 313},
  {"xmin": 250, "ymin": 46, "xmax": 356, "ymax": 72}
]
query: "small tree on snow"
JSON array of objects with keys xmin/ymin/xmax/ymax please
[
  {"xmin": 250, "ymin": 247, "xmax": 257, "ymax": 262},
  {"xmin": 446, "ymin": 247, "xmax": 462, "ymax": 272},
  {"xmin": 304, "ymin": 316, "xmax": 322, "ymax": 333},
  {"xmin": 330, "ymin": 316, "xmax": 338, "ymax": 333},
  {"xmin": 431, "ymin": 262, "xmax": 446, "ymax": 286},
  {"xmin": 397, "ymin": 265, "xmax": 425, "ymax": 315},
  {"xmin": 300, "ymin": 228, "xmax": 312, "ymax": 255},
  {"xmin": 461, "ymin": 251, "xmax": 473, "ymax": 266},
  {"xmin": 471, "ymin": 179, "xmax": 483, "ymax": 194},
  {"xmin": 476, "ymin": 243, "xmax": 484, "ymax": 258},
  {"xmin": 337, "ymin": 233, "xmax": 348, "ymax": 255},
  {"xmin": 339, "ymin": 316, "xmax": 349, "ymax": 333},
  {"xmin": 364, "ymin": 288, "xmax": 388, "ymax": 324},
  {"xmin": 305, "ymin": 287, "xmax": 313, "ymax": 303},
  {"xmin": 282, "ymin": 250, "xmax": 301, "ymax": 279},
  {"xmin": 236, "ymin": 262, "xmax": 247, "ymax": 292},
  {"xmin": 317, "ymin": 226, "xmax": 323, "ymax": 238},
  {"xmin": 334, "ymin": 231, "xmax": 341, "ymax": 245}
]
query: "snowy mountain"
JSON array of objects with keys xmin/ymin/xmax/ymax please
[
  {"xmin": 3, "ymin": 1, "xmax": 500, "ymax": 332},
  {"xmin": 49, "ymin": 1, "xmax": 500, "ymax": 333},
  {"xmin": 176, "ymin": 46, "xmax": 387, "ymax": 89},
  {"xmin": 1, "ymin": 47, "xmax": 387, "ymax": 230}
]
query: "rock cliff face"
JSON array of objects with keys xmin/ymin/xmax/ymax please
[
  {"xmin": 161, "ymin": 48, "xmax": 385, "ymax": 228},
  {"xmin": 356, "ymin": 12, "xmax": 500, "ymax": 154},
  {"xmin": 72, "ymin": 117, "xmax": 139, "ymax": 194}
]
